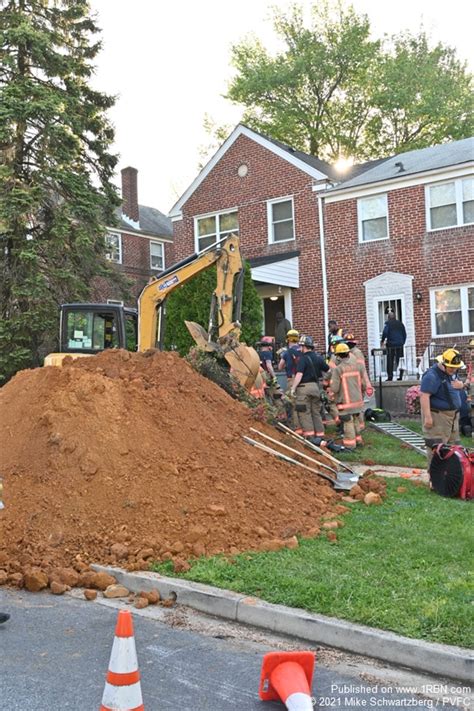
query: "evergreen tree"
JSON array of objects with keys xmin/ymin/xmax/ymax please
[
  {"xmin": 0, "ymin": 0, "xmax": 127, "ymax": 382},
  {"xmin": 163, "ymin": 261, "xmax": 263, "ymax": 356}
]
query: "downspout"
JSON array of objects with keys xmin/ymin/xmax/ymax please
[{"xmin": 317, "ymin": 192, "xmax": 329, "ymax": 352}]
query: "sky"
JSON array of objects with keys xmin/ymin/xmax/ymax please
[{"xmin": 89, "ymin": 0, "xmax": 473, "ymax": 214}]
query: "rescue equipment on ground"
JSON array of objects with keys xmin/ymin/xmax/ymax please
[{"xmin": 429, "ymin": 444, "xmax": 474, "ymax": 500}]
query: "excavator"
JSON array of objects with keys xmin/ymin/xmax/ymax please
[{"xmin": 44, "ymin": 235, "xmax": 262, "ymax": 392}]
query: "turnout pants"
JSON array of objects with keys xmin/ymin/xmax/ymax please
[
  {"xmin": 339, "ymin": 412, "xmax": 362, "ymax": 448},
  {"xmin": 295, "ymin": 382, "xmax": 325, "ymax": 437},
  {"xmin": 286, "ymin": 376, "xmax": 302, "ymax": 433},
  {"xmin": 422, "ymin": 409, "xmax": 460, "ymax": 468}
]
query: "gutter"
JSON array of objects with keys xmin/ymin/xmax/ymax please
[{"xmin": 317, "ymin": 193, "xmax": 329, "ymax": 350}]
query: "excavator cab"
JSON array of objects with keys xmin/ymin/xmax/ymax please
[
  {"xmin": 44, "ymin": 304, "xmax": 138, "ymax": 365},
  {"xmin": 59, "ymin": 304, "xmax": 138, "ymax": 353}
]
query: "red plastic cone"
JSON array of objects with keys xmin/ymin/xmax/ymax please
[
  {"xmin": 259, "ymin": 651, "xmax": 315, "ymax": 710},
  {"xmin": 100, "ymin": 610, "xmax": 144, "ymax": 711}
]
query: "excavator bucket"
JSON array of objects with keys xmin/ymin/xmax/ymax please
[
  {"xmin": 185, "ymin": 320, "xmax": 219, "ymax": 352},
  {"xmin": 185, "ymin": 320, "xmax": 261, "ymax": 391},
  {"xmin": 224, "ymin": 344, "xmax": 262, "ymax": 391}
]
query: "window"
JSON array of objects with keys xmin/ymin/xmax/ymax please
[
  {"xmin": 267, "ymin": 198, "xmax": 295, "ymax": 243},
  {"xmin": 105, "ymin": 232, "xmax": 122, "ymax": 263},
  {"xmin": 431, "ymin": 284, "xmax": 474, "ymax": 336},
  {"xmin": 358, "ymin": 194, "xmax": 388, "ymax": 242},
  {"xmin": 65, "ymin": 310, "xmax": 120, "ymax": 350},
  {"xmin": 150, "ymin": 241, "xmax": 164, "ymax": 271},
  {"xmin": 195, "ymin": 210, "xmax": 238, "ymax": 252},
  {"xmin": 427, "ymin": 177, "xmax": 474, "ymax": 230}
]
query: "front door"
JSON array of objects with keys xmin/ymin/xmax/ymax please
[
  {"xmin": 377, "ymin": 298, "xmax": 403, "ymax": 341},
  {"xmin": 263, "ymin": 296, "xmax": 285, "ymax": 338},
  {"xmin": 376, "ymin": 298, "xmax": 404, "ymax": 378}
]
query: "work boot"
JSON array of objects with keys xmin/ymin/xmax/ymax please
[
  {"xmin": 306, "ymin": 436, "xmax": 324, "ymax": 446},
  {"xmin": 325, "ymin": 440, "xmax": 345, "ymax": 453},
  {"xmin": 0, "ymin": 613, "xmax": 10, "ymax": 624}
]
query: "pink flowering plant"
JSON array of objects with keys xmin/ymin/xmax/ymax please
[{"xmin": 405, "ymin": 385, "xmax": 421, "ymax": 415}]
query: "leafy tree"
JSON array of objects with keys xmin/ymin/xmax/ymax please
[
  {"xmin": 365, "ymin": 31, "xmax": 474, "ymax": 155},
  {"xmin": 223, "ymin": 1, "xmax": 473, "ymax": 161},
  {"xmin": 226, "ymin": 1, "xmax": 379, "ymax": 159},
  {"xmin": 163, "ymin": 261, "xmax": 263, "ymax": 355},
  {"xmin": 0, "ymin": 0, "xmax": 128, "ymax": 383}
]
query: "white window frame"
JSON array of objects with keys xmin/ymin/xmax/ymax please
[
  {"xmin": 150, "ymin": 241, "xmax": 165, "ymax": 271},
  {"xmin": 429, "ymin": 283, "xmax": 474, "ymax": 338},
  {"xmin": 105, "ymin": 232, "xmax": 122, "ymax": 263},
  {"xmin": 357, "ymin": 194, "xmax": 389, "ymax": 244},
  {"xmin": 266, "ymin": 196, "xmax": 295, "ymax": 244},
  {"xmin": 193, "ymin": 208, "xmax": 239, "ymax": 253},
  {"xmin": 425, "ymin": 176, "xmax": 474, "ymax": 231}
]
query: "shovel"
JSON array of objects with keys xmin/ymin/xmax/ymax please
[
  {"xmin": 243, "ymin": 436, "xmax": 356, "ymax": 491},
  {"xmin": 250, "ymin": 428, "xmax": 341, "ymax": 477},
  {"xmin": 275, "ymin": 423, "xmax": 360, "ymax": 485}
]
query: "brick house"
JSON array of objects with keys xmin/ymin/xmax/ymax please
[
  {"xmin": 169, "ymin": 125, "xmax": 349, "ymax": 345},
  {"xmin": 169, "ymin": 125, "xmax": 473, "ymax": 372},
  {"xmin": 97, "ymin": 166, "xmax": 173, "ymax": 303},
  {"xmin": 322, "ymin": 138, "xmax": 474, "ymax": 374}
]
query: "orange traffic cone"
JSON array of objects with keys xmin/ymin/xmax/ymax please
[
  {"xmin": 100, "ymin": 610, "xmax": 144, "ymax": 711},
  {"xmin": 259, "ymin": 651, "xmax": 315, "ymax": 710}
]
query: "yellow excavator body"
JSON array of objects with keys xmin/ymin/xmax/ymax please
[{"xmin": 47, "ymin": 235, "xmax": 262, "ymax": 393}]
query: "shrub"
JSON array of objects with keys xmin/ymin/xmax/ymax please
[{"xmin": 405, "ymin": 385, "xmax": 421, "ymax": 415}]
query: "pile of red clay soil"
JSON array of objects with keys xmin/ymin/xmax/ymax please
[{"xmin": 0, "ymin": 349, "xmax": 348, "ymax": 591}]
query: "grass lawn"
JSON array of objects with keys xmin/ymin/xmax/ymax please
[
  {"xmin": 153, "ymin": 477, "xmax": 473, "ymax": 648},
  {"xmin": 332, "ymin": 418, "xmax": 473, "ymax": 469}
]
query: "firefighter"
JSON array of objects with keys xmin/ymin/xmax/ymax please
[
  {"xmin": 290, "ymin": 335, "xmax": 329, "ymax": 441},
  {"xmin": 327, "ymin": 319, "xmax": 344, "ymax": 358},
  {"xmin": 344, "ymin": 333, "xmax": 374, "ymax": 432},
  {"xmin": 257, "ymin": 336, "xmax": 276, "ymax": 379},
  {"xmin": 322, "ymin": 335, "xmax": 346, "ymax": 428},
  {"xmin": 420, "ymin": 348, "xmax": 465, "ymax": 467},
  {"xmin": 329, "ymin": 342, "xmax": 367, "ymax": 450},
  {"xmin": 278, "ymin": 329, "xmax": 303, "ymax": 432}
]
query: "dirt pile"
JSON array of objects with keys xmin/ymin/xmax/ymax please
[{"xmin": 0, "ymin": 349, "xmax": 342, "ymax": 588}]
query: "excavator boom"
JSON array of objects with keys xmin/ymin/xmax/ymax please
[
  {"xmin": 45, "ymin": 236, "xmax": 261, "ymax": 393},
  {"xmin": 138, "ymin": 235, "xmax": 261, "ymax": 391}
]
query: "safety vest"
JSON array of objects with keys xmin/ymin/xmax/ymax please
[
  {"xmin": 349, "ymin": 347, "xmax": 371, "ymax": 389},
  {"xmin": 330, "ymin": 358, "xmax": 365, "ymax": 413}
]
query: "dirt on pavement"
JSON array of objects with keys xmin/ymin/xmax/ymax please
[{"xmin": 0, "ymin": 349, "xmax": 357, "ymax": 590}]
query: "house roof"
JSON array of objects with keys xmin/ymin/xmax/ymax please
[
  {"xmin": 247, "ymin": 249, "xmax": 300, "ymax": 268},
  {"xmin": 169, "ymin": 124, "xmax": 333, "ymax": 218},
  {"xmin": 262, "ymin": 135, "xmax": 386, "ymax": 182},
  {"xmin": 168, "ymin": 123, "xmax": 386, "ymax": 218},
  {"xmin": 114, "ymin": 205, "xmax": 173, "ymax": 239},
  {"xmin": 327, "ymin": 137, "xmax": 474, "ymax": 194}
]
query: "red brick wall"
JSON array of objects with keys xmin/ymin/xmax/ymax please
[
  {"xmin": 173, "ymin": 134, "xmax": 327, "ymax": 349},
  {"xmin": 324, "ymin": 184, "xmax": 474, "ymax": 355},
  {"xmin": 93, "ymin": 232, "xmax": 173, "ymax": 304}
]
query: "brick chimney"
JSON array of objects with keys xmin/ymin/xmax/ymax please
[{"xmin": 121, "ymin": 166, "xmax": 139, "ymax": 226}]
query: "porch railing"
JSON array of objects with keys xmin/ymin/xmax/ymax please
[{"xmin": 369, "ymin": 343, "xmax": 472, "ymax": 382}]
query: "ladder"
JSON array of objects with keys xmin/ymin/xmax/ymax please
[{"xmin": 368, "ymin": 422, "xmax": 427, "ymax": 455}]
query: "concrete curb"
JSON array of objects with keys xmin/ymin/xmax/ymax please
[{"xmin": 92, "ymin": 565, "xmax": 473, "ymax": 683}]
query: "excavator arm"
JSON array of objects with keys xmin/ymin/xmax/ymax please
[
  {"xmin": 138, "ymin": 235, "xmax": 242, "ymax": 350},
  {"xmin": 137, "ymin": 235, "xmax": 261, "ymax": 391}
]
